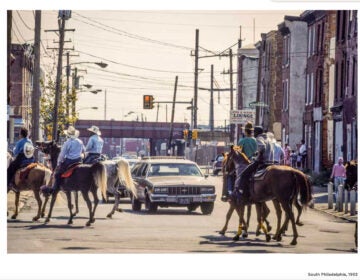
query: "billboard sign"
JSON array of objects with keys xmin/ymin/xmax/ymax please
[{"xmin": 230, "ymin": 109, "xmax": 255, "ymax": 125}]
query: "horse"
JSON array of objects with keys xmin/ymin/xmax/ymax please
[
  {"xmin": 344, "ymin": 160, "xmax": 357, "ymax": 249},
  {"xmin": 219, "ymin": 150, "xmax": 272, "ymax": 240},
  {"xmin": 227, "ymin": 148, "xmax": 313, "ymax": 245},
  {"xmin": 36, "ymin": 140, "xmax": 137, "ymax": 221},
  {"xmin": 7, "ymin": 155, "xmax": 52, "ymax": 221}
]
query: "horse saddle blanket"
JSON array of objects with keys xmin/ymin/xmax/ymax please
[
  {"xmin": 18, "ymin": 163, "xmax": 38, "ymax": 181},
  {"xmin": 61, "ymin": 163, "xmax": 81, "ymax": 178},
  {"xmin": 253, "ymin": 167, "xmax": 268, "ymax": 181}
]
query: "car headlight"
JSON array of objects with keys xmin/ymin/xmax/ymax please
[
  {"xmin": 201, "ymin": 186, "xmax": 215, "ymax": 194},
  {"xmin": 153, "ymin": 187, "xmax": 168, "ymax": 193}
]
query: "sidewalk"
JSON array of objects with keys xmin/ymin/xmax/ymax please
[{"xmin": 312, "ymin": 185, "xmax": 358, "ymax": 223}]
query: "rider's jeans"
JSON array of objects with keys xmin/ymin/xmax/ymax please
[{"xmin": 334, "ymin": 176, "xmax": 345, "ymax": 203}]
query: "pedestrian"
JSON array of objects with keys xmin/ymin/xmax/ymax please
[
  {"xmin": 283, "ymin": 143, "xmax": 291, "ymax": 166},
  {"xmin": 330, "ymin": 156, "xmax": 346, "ymax": 208},
  {"xmin": 290, "ymin": 150, "xmax": 297, "ymax": 168},
  {"xmin": 42, "ymin": 126, "xmax": 85, "ymax": 195},
  {"xmin": 299, "ymin": 139, "xmax": 307, "ymax": 170},
  {"xmin": 83, "ymin": 125, "xmax": 104, "ymax": 164},
  {"xmin": 7, "ymin": 127, "xmax": 35, "ymax": 187}
]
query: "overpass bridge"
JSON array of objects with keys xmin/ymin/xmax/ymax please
[{"xmin": 75, "ymin": 119, "xmax": 189, "ymax": 156}]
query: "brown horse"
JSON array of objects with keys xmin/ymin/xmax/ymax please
[
  {"xmin": 344, "ymin": 160, "xmax": 357, "ymax": 249},
  {"xmin": 227, "ymin": 148, "xmax": 313, "ymax": 245},
  {"xmin": 37, "ymin": 140, "xmax": 137, "ymax": 222},
  {"xmin": 219, "ymin": 150, "xmax": 272, "ymax": 240},
  {"xmin": 7, "ymin": 156, "xmax": 52, "ymax": 221}
]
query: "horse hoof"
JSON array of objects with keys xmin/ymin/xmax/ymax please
[
  {"xmin": 11, "ymin": 214, "xmax": 17, "ymax": 219},
  {"xmin": 32, "ymin": 216, "xmax": 39, "ymax": 222},
  {"xmin": 41, "ymin": 213, "xmax": 45, "ymax": 218},
  {"xmin": 116, "ymin": 208, "xmax": 123, "ymax": 212},
  {"xmin": 267, "ymin": 226, "xmax": 272, "ymax": 232},
  {"xmin": 91, "ymin": 218, "xmax": 95, "ymax": 223},
  {"xmin": 266, "ymin": 235, "xmax": 271, "ymax": 242},
  {"xmin": 233, "ymin": 235, "xmax": 240, "ymax": 241},
  {"xmin": 106, "ymin": 214, "xmax": 112, "ymax": 218},
  {"xmin": 290, "ymin": 240, "xmax": 297, "ymax": 246},
  {"xmin": 255, "ymin": 230, "xmax": 261, "ymax": 236},
  {"xmin": 44, "ymin": 218, "xmax": 50, "ymax": 224},
  {"xmin": 67, "ymin": 220, "xmax": 73, "ymax": 225},
  {"xmin": 86, "ymin": 222, "xmax": 91, "ymax": 226},
  {"xmin": 277, "ymin": 236, "xmax": 282, "ymax": 242},
  {"xmin": 296, "ymin": 222, "xmax": 304, "ymax": 226},
  {"xmin": 242, "ymin": 233, "xmax": 248, "ymax": 238}
]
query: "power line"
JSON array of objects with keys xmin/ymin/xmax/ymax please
[{"xmin": 16, "ymin": 11, "xmax": 34, "ymax": 31}]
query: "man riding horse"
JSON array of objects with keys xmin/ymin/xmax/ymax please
[
  {"xmin": 234, "ymin": 125, "xmax": 275, "ymax": 202},
  {"xmin": 83, "ymin": 125, "xmax": 104, "ymax": 164},
  {"xmin": 42, "ymin": 125, "xmax": 85, "ymax": 195},
  {"xmin": 7, "ymin": 127, "xmax": 35, "ymax": 188}
]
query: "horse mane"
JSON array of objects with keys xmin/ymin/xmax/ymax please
[{"xmin": 232, "ymin": 145, "xmax": 251, "ymax": 164}]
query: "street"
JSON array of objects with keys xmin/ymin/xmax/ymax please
[{"xmin": 7, "ymin": 175, "xmax": 357, "ymax": 254}]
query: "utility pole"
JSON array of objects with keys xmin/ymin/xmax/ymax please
[
  {"xmin": 209, "ymin": 64, "xmax": 214, "ymax": 131},
  {"xmin": 65, "ymin": 52, "xmax": 70, "ymax": 120},
  {"xmin": 193, "ymin": 29, "xmax": 199, "ymax": 129},
  {"xmin": 229, "ymin": 48, "xmax": 234, "ymax": 143},
  {"xmin": 7, "ymin": 11, "xmax": 13, "ymax": 144},
  {"xmin": 156, "ymin": 103, "xmax": 160, "ymax": 122},
  {"xmin": 71, "ymin": 67, "xmax": 78, "ymax": 120},
  {"xmin": 32, "ymin": 10, "xmax": 41, "ymax": 154},
  {"xmin": 168, "ymin": 76, "xmax": 178, "ymax": 155}
]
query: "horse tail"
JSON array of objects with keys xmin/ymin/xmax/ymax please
[
  {"xmin": 116, "ymin": 159, "xmax": 137, "ymax": 198},
  {"xmin": 294, "ymin": 170, "xmax": 313, "ymax": 206},
  {"xmin": 92, "ymin": 162, "xmax": 107, "ymax": 201}
]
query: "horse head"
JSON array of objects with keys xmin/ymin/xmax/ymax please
[
  {"xmin": 35, "ymin": 140, "xmax": 61, "ymax": 170},
  {"xmin": 227, "ymin": 145, "xmax": 251, "ymax": 167},
  {"xmin": 345, "ymin": 160, "xmax": 358, "ymax": 191}
]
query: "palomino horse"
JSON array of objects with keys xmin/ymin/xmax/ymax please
[
  {"xmin": 37, "ymin": 140, "xmax": 137, "ymax": 220},
  {"xmin": 227, "ymin": 148, "xmax": 313, "ymax": 245},
  {"xmin": 7, "ymin": 155, "xmax": 52, "ymax": 221},
  {"xmin": 219, "ymin": 150, "xmax": 272, "ymax": 240}
]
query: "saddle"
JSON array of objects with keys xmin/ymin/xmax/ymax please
[
  {"xmin": 18, "ymin": 163, "xmax": 39, "ymax": 181},
  {"xmin": 61, "ymin": 163, "xmax": 81, "ymax": 178}
]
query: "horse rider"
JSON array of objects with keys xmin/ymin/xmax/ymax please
[
  {"xmin": 7, "ymin": 127, "xmax": 35, "ymax": 187},
  {"xmin": 268, "ymin": 132, "xmax": 284, "ymax": 165},
  {"xmin": 83, "ymin": 125, "xmax": 104, "ymax": 164},
  {"xmin": 234, "ymin": 126, "xmax": 275, "ymax": 201},
  {"xmin": 42, "ymin": 126, "xmax": 85, "ymax": 195},
  {"xmin": 222, "ymin": 122, "xmax": 258, "ymax": 201}
]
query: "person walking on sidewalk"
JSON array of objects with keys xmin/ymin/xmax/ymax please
[{"xmin": 330, "ymin": 156, "xmax": 346, "ymax": 208}]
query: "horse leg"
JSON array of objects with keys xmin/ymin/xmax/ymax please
[
  {"xmin": 262, "ymin": 203, "xmax": 272, "ymax": 232},
  {"xmin": 272, "ymin": 200, "xmax": 283, "ymax": 241},
  {"xmin": 81, "ymin": 191, "xmax": 93, "ymax": 226},
  {"xmin": 41, "ymin": 195, "xmax": 49, "ymax": 218},
  {"xmin": 32, "ymin": 190, "xmax": 42, "ymax": 221},
  {"xmin": 280, "ymin": 201, "xmax": 298, "ymax": 245},
  {"xmin": 90, "ymin": 189, "xmax": 99, "ymax": 224},
  {"xmin": 255, "ymin": 203, "xmax": 271, "ymax": 242},
  {"xmin": 219, "ymin": 202, "xmax": 235, "ymax": 235},
  {"xmin": 233, "ymin": 204, "xmax": 245, "ymax": 240},
  {"xmin": 44, "ymin": 190, "xmax": 59, "ymax": 224},
  {"xmin": 242, "ymin": 204, "xmax": 249, "ymax": 238},
  {"xmin": 11, "ymin": 192, "xmax": 20, "ymax": 219},
  {"xmin": 65, "ymin": 191, "xmax": 75, "ymax": 225},
  {"xmin": 107, "ymin": 191, "xmax": 121, "ymax": 218},
  {"xmin": 294, "ymin": 199, "xmax": 303, "ymax": 226},
  {"xmin": 246, "ymin": 204, "xmax": 251, "ymax": 232},
  {"xmin": 73, "ymin": 192, "xmax": 79, "ymax": 216}
]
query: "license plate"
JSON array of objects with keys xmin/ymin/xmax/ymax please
[{"xmin": 178, "ymin": 198, "xmax": 190, "ymax": 204}]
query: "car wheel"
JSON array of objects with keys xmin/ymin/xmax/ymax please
[
  {"xmin": 200, "ymin": 202, "xmax": 214, "ymax": 215},
  {"xmin": 187, "ymin": 204, "xmax": 198, "ymax": 212},
  {"xmin": 132, "ymin": 195, "xmax": 142, "ymax": 211},
  {"xmin": 145, "ymin": 195, "xmax": 158, "ymax": 213}
]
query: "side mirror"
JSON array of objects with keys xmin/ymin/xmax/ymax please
[{"xmin": 204, "ymin": 174, "xmax": 209, "ymax": 179}]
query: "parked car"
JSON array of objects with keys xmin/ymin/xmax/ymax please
[
  {"xmin": 212, "ymin": 154, "xmax": 224, "ymax": 175},
  {"xmin": 130, "ymin": 157, "xmax": 216, "ymax": 214}
]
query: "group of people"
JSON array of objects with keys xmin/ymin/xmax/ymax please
[
  {"xmin": 7, "ymin": 124, "xmax": 105, "ymax": 195},
  {"xmin": 222, "ymin": 122, "xmax": 308, "ymax": 202}
]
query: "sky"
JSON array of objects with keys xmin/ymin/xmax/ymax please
[
  {"xmin": 2, "ymin": 1, "xmax": 360, "ymax": 280},
  {"xmin": 10, "ymin": 9, "xmax": 307, "ymax": 127}
]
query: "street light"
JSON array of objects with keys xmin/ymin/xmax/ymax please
[{"xmin": 77, "ymin": 106, "xmax": 98, "ymax": 112}]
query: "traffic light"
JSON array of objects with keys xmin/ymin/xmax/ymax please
[
  {"xmin": 188, "ymin": 130, "xmax": 192, "ymax": 140},
  {"xmin": 183, "ymin": 129, "xmax": 188, "ymax": 139},
  {"xmin": 143, "ymin": 95, "xmax": 154, "ymax": 109},
  {"xmin": 192, "ymin": 129, "xmax": 198, "ymax": 140}
]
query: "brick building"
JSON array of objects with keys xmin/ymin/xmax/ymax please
[
  {"xmin": 331, "ymin": 10, "xmax": 358, "ymax": 162},
  {"xmin": 8, "ymin": 44, "xmax": 34, "ymax": 144},
  {"xmin": 255, "ymin": 30, "xmax": 283, "ymax": 140}
]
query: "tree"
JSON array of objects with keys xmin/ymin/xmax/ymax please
[{"xmin": 40, "ymin": 74, "xmax": 74, "ymax": 140}]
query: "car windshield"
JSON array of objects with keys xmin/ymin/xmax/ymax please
[{"xmin": 148, "ymin": 163, "xmax": 202, "ymax": 177}]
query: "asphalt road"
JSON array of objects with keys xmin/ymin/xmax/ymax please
[{"xmin": 7, "ymin": 175, "xmax": 357, "ymax": 254}]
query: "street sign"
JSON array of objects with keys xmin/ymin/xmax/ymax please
[{"xmin": 230, "ymin": 109, "xmax": 255, "ymax": 125}]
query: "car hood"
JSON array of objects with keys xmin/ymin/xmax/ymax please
[{"xmin": 147, "ymin": 176, "xmax": 212, "ymax": 186}]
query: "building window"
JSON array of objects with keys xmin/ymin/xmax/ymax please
[
  {"xmin": 352, "ymin": 58, "xmax": 357, "ymax": 96},
  {"xmin": 282, "ymin": 79, "xmax": 289, "ymax": 111},
  {"xmin": 310, "ymin": 73, "xmax": 314, "ymax": 105},
  {"xmin": 306, "ymin": 73, "xmax": 310, "ymax": 105},
  {"xmin": 283, "ymin": 35, "xmax": 290, "ymax": 66}
]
